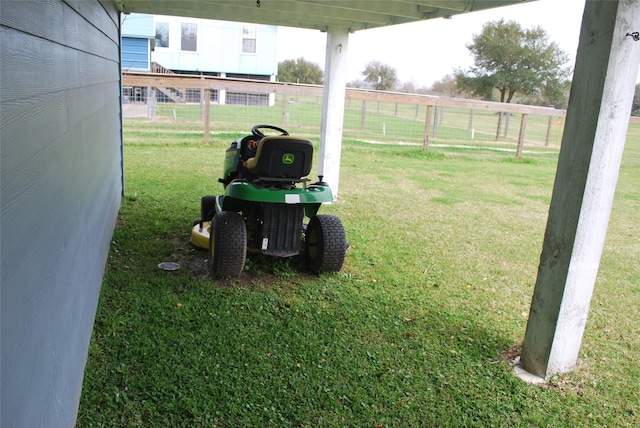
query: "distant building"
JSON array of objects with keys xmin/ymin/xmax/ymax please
[
  {"xmin": 121, "ymin": 14, "xmax": 278, "ymax": 106},
  {"xmin": 121, "ymin": 13, "xmax": 155, "ymax": 72},
  {"xmin": 121, "ymin": 14, "xmax": 155, "ymax": 104}
]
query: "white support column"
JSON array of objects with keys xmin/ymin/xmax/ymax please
[
  {"xmin": 319, "ymin": 27, "xmax": 349, "ymax": 199},
  {"xmin": 219, "ymin": 72, "xmax": 226, "ymax": 105},
  {"xmin": 268, "ymin": 74, "xmax": 276, "ymax": 107},
  {"xmin": 520, "ymin": 0, "xmax": 640, "ymax": 380}
]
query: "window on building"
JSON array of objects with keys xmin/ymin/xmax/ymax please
[
  {"xmin": 155, "ymin": 22, "xmax": 169, "ymax": 48},
  {"xmin": 185, "ymin": 89, "xmax": 201, "ymax": 103},
  {"xmin": 181, "ymin": 23, "xmax": 197, "ymax": 52},
  {"xmin": 242, "ymin": 25, "xmax": 257, "ymax": 53}
]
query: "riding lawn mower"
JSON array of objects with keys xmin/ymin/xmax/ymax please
[{"xmin": 191, "ymin": 125, "xmax": 347, "ymax": 278}]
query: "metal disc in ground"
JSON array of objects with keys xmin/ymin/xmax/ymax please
[{"xmin": 158, "ymin": 262, "xmax": 180, "ymax": 271}]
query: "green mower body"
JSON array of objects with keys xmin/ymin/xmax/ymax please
[{"xmin": 192, "ymin": 125, "xmax": 347, "ymax": 278}]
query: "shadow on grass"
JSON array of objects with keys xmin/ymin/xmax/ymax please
[{"xmin": 78, "ymin": 222, "xmax": 564, "ymax": 427}]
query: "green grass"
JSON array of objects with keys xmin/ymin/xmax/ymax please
[{"xmin": 77, "ymin": 123, "xmax": 640, "ymax": 427}]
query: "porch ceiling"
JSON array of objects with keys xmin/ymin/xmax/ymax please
[{"xmin": 115, "ymin": 0, "xmax": 534, "ymax": 32}]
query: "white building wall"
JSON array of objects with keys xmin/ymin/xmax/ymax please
[{"xmin": 152, "ymin": 15, "xmax": 277, "ymax": 76}]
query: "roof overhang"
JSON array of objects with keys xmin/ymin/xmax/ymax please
[{"xmin": 115, "ymin": 0, "xmax": 536, "ymax": 32}]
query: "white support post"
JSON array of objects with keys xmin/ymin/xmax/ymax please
[
  {"xmin": 519, "ymin": 0, "xmax": 640, "ymax": 380},
  {"xmin": 319, "ymin": 27, "xmax": 349, "ymax": 199},
  {"xmin": 219, "ymin": 72, "xmax": 226, "ymax": 105},
  {"xmin": 269, "ymin": 74, "xmax": 276, "ymax": 107}
]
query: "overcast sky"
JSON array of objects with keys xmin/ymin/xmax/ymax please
[{"xmin": 276, "ymin": 0, "xmax": 600, "ymax": 87}]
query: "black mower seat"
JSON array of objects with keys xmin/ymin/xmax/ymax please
[{"xmin": 246, "ymin": 136, "xmax": 313, "ymax": 179}]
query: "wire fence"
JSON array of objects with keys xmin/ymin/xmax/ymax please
[{"xmin": 122, "ymin": 73, "xmax": 570, "ymax": 156}]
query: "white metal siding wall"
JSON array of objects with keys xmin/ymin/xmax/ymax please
[
  {"xmin": 0, "ymin": 1, "xmax": 122, "ymax": 426},
  {"xmin": 151, "ymin": 17, "xmax": 278, "ymax": 75}
]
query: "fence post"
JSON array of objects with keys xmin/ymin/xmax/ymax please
[
  {"xmin": 423, "ymin": 105, "xmax": 433, "ymax": 151},
  {"xmin": 361, "ymin": 100, "xmax": 367, "ymax": 131},
  {"xmin": 495, "ymin": 112, "xmax": 503, "ymax": 141},
  {"xmin": 545, "ymin": 116, "xmax": 553, "ymax": 147},
  {"xmin": 281, "ymin": 94, "xmax": 288, "ymax": 126},
  {"xmin": 200, "ymin": 74, "xmax": 205, "ymax": 122},
  {"xmin": 415, "ymin": 104, "xmax": 420, "ymax": 120},
  {"xmin": 432, "ymin": 106, "xmax": 439, "ymax": 138},
  {"xmin": 503, "ymin": 112, "xmax": 510, "ymax": 138},
  {"xmin": 147, "ymin": 87, "xmax": 156, "ymax": 119},
  {"xmin": 468, "ymin": 109, "xmax": 474, "ymax": 131},
  {"xmin": 516, "ymin": 113, "xmax": 527, "ymax": 158},
  {"xmin": 204, "ymin": 88, "xmax": 211, "ymax": 145}
]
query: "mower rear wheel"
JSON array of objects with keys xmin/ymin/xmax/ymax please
[
  {"xmin": 209, "ymin": 211, "xmax": 246, "ymax": 278},
  {"xmin": 305, "ymin": 215, "xmax": 346, "ymax": 273}
]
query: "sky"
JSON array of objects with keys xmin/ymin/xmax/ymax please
[{"xmin": 276, "ymin": 0, "xmax": 591, "ymax": 88}]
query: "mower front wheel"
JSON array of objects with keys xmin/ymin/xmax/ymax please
[
  {"xmin": 209, "ymin": 211, "xmax": 247, "ymax": 278},
  {"xmin": 305, "ymin": 215, "xmax": 346, "ymax": 273}
]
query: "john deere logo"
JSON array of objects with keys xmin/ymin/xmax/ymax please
[{"xmin": 282, "ymin": 153, "xmax": 295, "ymax": 164}]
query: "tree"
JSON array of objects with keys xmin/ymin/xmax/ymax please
[
  {"xmin": 455, "ymin": 19, "xmax": 570, "ymax": 103},
  {"xmin": 430, "ymin": 74, "xmax": 464, "ymax": 97},
  {"xmin": 277, "ymin": 57, "xmax": 323, "ymax": 85},
  {"xmin": 362, "ymin": 61, "xmax": 398, "ymax": 91},
  {"xmin": 397, "ymin": 79, "xmax": 430, "ymax": 95}
]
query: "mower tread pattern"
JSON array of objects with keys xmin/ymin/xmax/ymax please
[
  {"xmin": 305, "ymin": 214, "xmax": 346, "ymax": 273},
  {"xmin": 210, "ymin": 211, "xmax": 246, "ymax": 278}
]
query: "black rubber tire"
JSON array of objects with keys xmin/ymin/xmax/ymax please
[
  {"xmin": 305, "ymin": 214, "xmax": 346, "ymax": 273},
  {"xmin": 201, "ymin": 195, "xmax": 217, "ymax": 222},
  {"xmin": 209, "ymin": 211, "xmax": 247, "ymax": 278}
]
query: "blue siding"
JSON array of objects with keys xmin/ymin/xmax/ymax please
[
  {"xmin": 122, "ymin": 36, "xmax": 150, "ymax": 70},
  {"xmin": 1, "ymin": 1, "xmax": 122, "ymax": 426}
]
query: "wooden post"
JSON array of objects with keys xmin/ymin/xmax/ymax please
[
  {"xmin": 360, "ymin": 100, "xmax": 367, "ymax": 131},
  {"xmin": 503, "ymin": 112, "xmax": 510, "ymax": 138},
  {"xmin": 203, "ymin": 88, "xmax": 211, "ymax": 145},
  {"xmin": 520, "ymin": 0, "xmax": 640, "ymax": 380},
  {"xmin": 200, "ymin": 73, "xmax": 205, "ymax": 122},
  {"xmin": 468, "ymin": 109, "xmax": 474, "ymax": 131},
  {"xmin": 318, "ymin": 26, "xmax": 350, "ymax": 198},
  {"xmin": 432, "ymin": 106, "xmax": 439, "ymax": 138},
  {"xmin": 281, "ymin": 94, "xmax": 288, "ymax": 126},
  {"xmin": 414, "ymin": 104, "xmax": 420, "ymax": 120},
  {"xmin": 495, "ymin": 112, "xmax": 503, "ymax": 141},
  {"xmin": 147, "ymin": 87, "xmax": 156, "ymax": 119},
  {"xmin": 516, "ymin": 114, "xmax": 527, "ymax": 158},
  {"xmin": 545, "ymin": 116, "xmax": 553, "ymax": 147},
  {"xmin": 423, "ymin": 105, "xmax": 433, "ymax": 151}
]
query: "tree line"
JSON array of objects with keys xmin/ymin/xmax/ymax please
[{"xmin": 277, "ymin": 19, "xmax": 639, "ymax": 115}]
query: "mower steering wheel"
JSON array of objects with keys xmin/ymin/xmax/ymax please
[{"xmin": 251, "ymin": 124, "xmax": 289, "ymax": 139}]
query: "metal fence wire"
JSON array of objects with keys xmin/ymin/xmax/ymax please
[{"xmin": 122, "ymin": 73, "xmax": 572, "ymax": 156}]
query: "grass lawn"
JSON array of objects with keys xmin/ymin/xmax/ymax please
[{"xmin": 77, "ymin": 123, "xmax": 640, "ymax": 427}]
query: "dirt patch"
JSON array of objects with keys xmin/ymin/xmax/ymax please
[
  {"xmin": 169, "ymin": 237, "xmax": 210, "ymax": 280},
  {"xmin": 497, "ymin": 343, "xmax": 521, "ymax": 363},
  {"xmin": 169, "ymin": 237, "xmax": 314, "ymax": 290}
]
